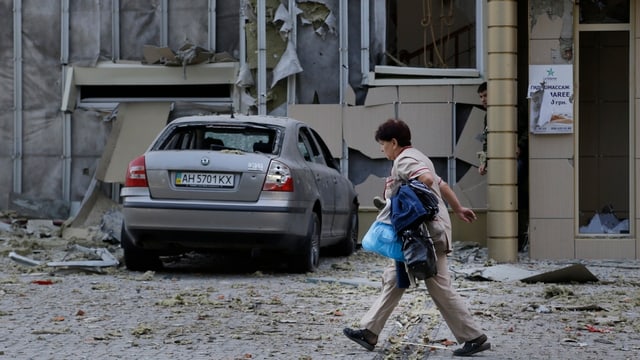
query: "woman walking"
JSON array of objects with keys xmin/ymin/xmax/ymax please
[{"xmin": 343, "ymin": 118, "xmax": 490, "ymax": 357}]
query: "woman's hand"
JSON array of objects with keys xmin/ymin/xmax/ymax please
[
  {"xmin": 440, "ymin": 181, "xmax": 477, "ymax": 223},
  {"xmin": 455, "ymin": 207, "xmax": 477, "ymax": 223}
]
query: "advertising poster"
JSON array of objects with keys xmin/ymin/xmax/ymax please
[{"xmin": 528, "ymin": 65, "xmax": 573, "ymax": 134}]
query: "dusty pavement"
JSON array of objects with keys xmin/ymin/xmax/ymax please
[{"xmin": 2, "ymin": 212, "xmax": 640, "ymax": 360}]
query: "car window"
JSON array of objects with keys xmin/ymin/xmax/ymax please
[
  {"xmin": 156, "ymin": 123, "xmax": 278, "ymax": 153},
  {"xmin": 205, "ymin": 131, "xmax": 270, "ymax": 151},
  {"xmin": 309, "ymin": 128, "xmax": 340, "ymax": 171},
  {"xmin": 298, "ymin": 128, "xmax": 326, "ymax": 165},
  {"xmin": 300, "ymin": 128, "xmax": 320, "ymax": 157},
  {"xmin": 298, "ymin": 133, "xmax": 314, "ymax": 162},
  {"xmin": 162, "ymin": 128, "xmax": 201, "ymax": 150}
]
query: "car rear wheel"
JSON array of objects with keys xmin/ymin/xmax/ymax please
[
  {"xmin": 121, "ymin": 224, "xmax": 163, "ymax": 271},
  {"xmin": 327, "ymin": 208, "xmax": 358, "ymax": 256},
  {"xmin": 290, "ymin": 212, "xmax": 320, "ymax": 273}
]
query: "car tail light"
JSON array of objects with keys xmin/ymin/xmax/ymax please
[
  {"xmin": 262, "ymin": 160, "xmax": 293, "ymax": 192},
  {"xmin": 125, "ymin": 155, "xmax": 148, "ymax": 187}
]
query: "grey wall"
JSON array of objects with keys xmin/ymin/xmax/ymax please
[{"xmin": 0, "ymin": 0, "xmax": 242, "ymax": 215}]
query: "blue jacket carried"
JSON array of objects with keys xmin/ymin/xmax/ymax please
[
  {"xmin": 390, "ymin": 183, "xmax": 428, "ymax": 232},
  {"xmin": 391, "ymin": 181, "xmax": 440, "ymax": 282},
  {"xmin": 391, "ymin": 179, "xmax": 440, "ymax": 233}
]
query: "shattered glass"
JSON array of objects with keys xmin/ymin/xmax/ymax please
[{"xmin": 579, "ymin": 0, "xmax": 629, "ymax": 24}]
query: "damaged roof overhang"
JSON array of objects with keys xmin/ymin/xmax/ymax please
[
  {"xmin": 368, "ymin": 66, "xmax": 481, "ymax": 86},
  {"xmin": 62, "ymin": 61, "xmax": 239, "ymax": 111}
]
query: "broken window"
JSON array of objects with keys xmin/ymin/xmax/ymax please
[
  {"xmin": 578, "ymin": 30, "xmax": 630, "ymax": 235},
  {"xmin": 379, "ymin": 0, "xmax": 478, "ymax": 70},
  {"xmin": 157, "ymin": 124, "xmax": 279, "ymax": 153},
  {"xmin": 579, "ymin": 0, "xmax": 629, "ymax": 24}
]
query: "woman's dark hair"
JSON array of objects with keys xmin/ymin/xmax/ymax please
[{"xmin": 374, "ymin": 118, "xmax": 412, "ymax": 147}]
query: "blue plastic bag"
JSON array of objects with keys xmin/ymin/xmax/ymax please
[{"xmin": 361, "ymin": 221, "xmax": 405, "ymax": 261}]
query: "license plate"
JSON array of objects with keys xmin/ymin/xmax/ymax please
[{"xmin": 174, "ymin": 172, "xmax": 235, "ymax": 188}]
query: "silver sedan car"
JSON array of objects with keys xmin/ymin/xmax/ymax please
[{"xmin": 120, "ymin": 114, "xmax": 359, "ymax": 273}]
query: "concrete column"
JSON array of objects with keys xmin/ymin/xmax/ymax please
[{"xmin": 486, "ymin": 0, "xmax": 518, "ymax": 262}]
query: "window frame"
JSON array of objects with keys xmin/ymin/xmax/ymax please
[
  {"xmin": 361, "ymin": 0, "xmax": 484, "ymax": 86},
  {"xmin": 575, "ymin": 14, "xmax": 633, "ymax": 237},
  {"xmin": 298, "ymin": 129, "xmax": 319, "ymax": 163}
]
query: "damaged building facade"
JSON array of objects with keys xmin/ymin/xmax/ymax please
[{"xmin": 0, "ymin": 0, "xmax": 638, "ymax": 261}]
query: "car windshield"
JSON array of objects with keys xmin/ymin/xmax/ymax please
[{"xmin": 155, "ymin": 123, "xmax": 281, "ymax": 154}]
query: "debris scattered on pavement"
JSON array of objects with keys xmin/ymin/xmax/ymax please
[
  {"xmin": 9, "ymin": 244, "xmax": 119, "ymax": 270},
  {"xmin": 585, "ymin": 324, "xmax": 612, "ymax": 333},
  {"xmin": 399, "ymin": 341, "xmax": 452, "ymax": 351},
  {"xmin": 560, "ymin": 338, "xmax": 588, "ymax": 347},
  {"xmin": 31, "ymin": 279, "xmax": 55, "ymax": 285},
  {"xmin": 457, "ymin": 263, "xmax": 599, "ymax": 283},
  {"xmin": 2, "ymin": 209, "xmax": 640, "ymax": 359}
]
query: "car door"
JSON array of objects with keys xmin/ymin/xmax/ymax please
[
  {"xmin": 297, "ymin": 127, "xmax": 334, "ymax": 239},
  {"xmin": 308, "ymin": 128, "xmax": 353, "ymax": 238}
]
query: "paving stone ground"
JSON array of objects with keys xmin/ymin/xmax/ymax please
[{"xmin": 1, "ymin": 229, "xmax": 640, "ymax": 360}]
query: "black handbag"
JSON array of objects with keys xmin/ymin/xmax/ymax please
[
  {"xmin": 399, "ymin": 224, "xmax": 438, "ymax": 280},
  {"xmin": 391, "ymin": 178, "xmax": 440, "ymax": 280}
]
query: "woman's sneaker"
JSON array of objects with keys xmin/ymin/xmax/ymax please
[
  {"xmin": 452, "ymin": 334, "xmax": 490, "ymax": 357},
  {"xmin": 373, "ymin": 196, "xmax": 386, "ymax": 210},
  {"xmin": 342, "ymin": 328, "xmax": 376, "ymax": 351}
]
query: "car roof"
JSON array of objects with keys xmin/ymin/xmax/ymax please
[{"xmin": 169, "ymin": 114, "xmax": 304, "ymax": 128}]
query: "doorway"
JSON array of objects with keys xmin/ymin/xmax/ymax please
[{"xmin": 577, "ymin": 2, "xmax": 631, "ymax": 235}]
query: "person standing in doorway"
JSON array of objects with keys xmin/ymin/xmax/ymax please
[
  {"xmin": 477, "ymin": 82, "xmax": 488, "ymax": 176},
  {"xmin": 343, "ymin": 118, "xmax": 491, "ymax": 357}
]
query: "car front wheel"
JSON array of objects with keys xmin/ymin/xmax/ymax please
[{"xmin": 290, "ymin": 212, "xmax": 320, "ymax": 273}]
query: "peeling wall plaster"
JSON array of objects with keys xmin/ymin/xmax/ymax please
[
  {"xmin": 530, "ymin": 0, "xmax": 574, "ymax": 63},
  {"xmin": 297, "ymin": 0, "xmax": 336, "ymax": 38},
  {"xmin": 530, "ymin": 0, "xmax": 567, "ymax": 30},
  {"xmin": 244, "ymin": 0, "xmax": 339, "ymax": 110}
]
